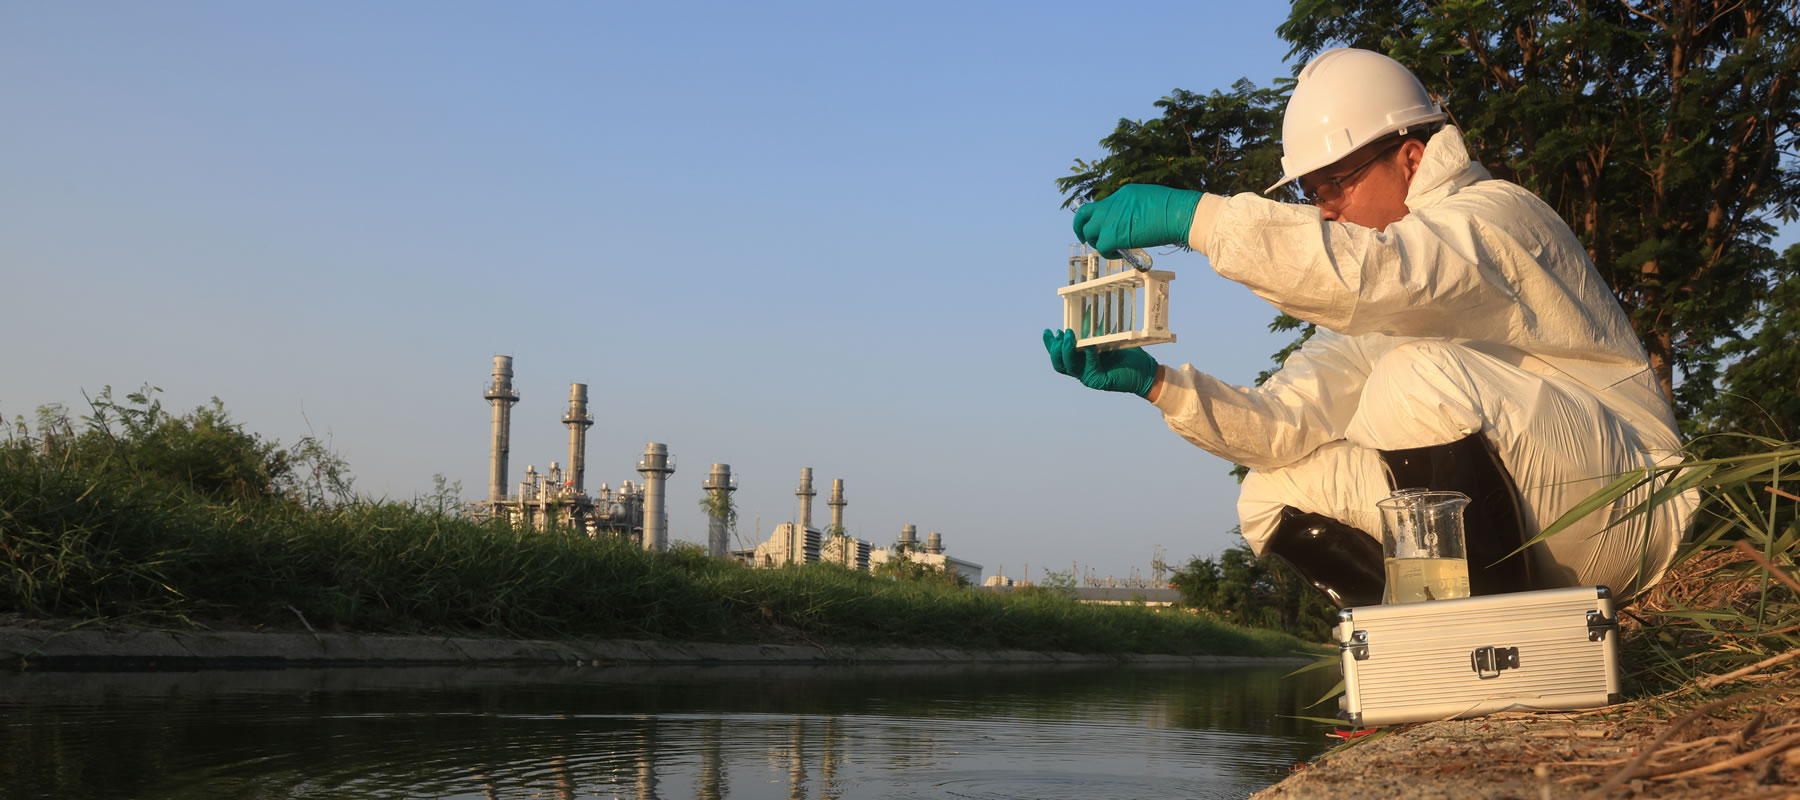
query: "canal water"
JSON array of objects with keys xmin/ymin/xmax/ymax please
[{"xmin": 0, "ymin": 662, "xmax": 1337, "ymax": 799}]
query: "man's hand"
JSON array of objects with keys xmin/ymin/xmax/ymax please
[
  {"xmin": 1044, "ymin": 327, "xmax": 1087, "ymax": 378},
  {"xmin": 1072, "ymin": 184, "xmax": 1205, "ymax": 258},
  {"xmin": 1042, "ymin": 328, "xmax": 1159, "ymax": 398}
]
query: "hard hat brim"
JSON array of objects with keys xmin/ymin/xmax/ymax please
[{"xmin": 1262, "ymin": 113, "xmax": 1448, "ymax": 197}]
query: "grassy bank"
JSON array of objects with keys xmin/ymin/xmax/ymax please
[
  {"xmin": 1538, "ymin": 441, "xmax": 1800, "ymax": 700},
  {"xmin": 0, "ymin": 393, "xmax": 1311, "ymax": 658}
]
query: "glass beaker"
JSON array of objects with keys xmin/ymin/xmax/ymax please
[{"xmin": 1378, "ymin": 489, "xmax": 1472, "ymax": 604}]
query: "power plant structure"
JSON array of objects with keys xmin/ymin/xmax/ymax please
[
  {"xmin": 864, "ymin": 523, "xmax": 980, "ymax": 583},
  {"xmin": 471, "ymin": 355, "xmax": 670, "ymax": 549},
  {"xmin": 701, "ymin": 463, "xmax": 737, "ymax": 558},
  {"xmin": 471, "ymin": 356, "xmax": 981, "ymax": 583},
  {"xmin": 637, "ymin": 442, "xmax": 675, "ymax": 552},
  {"xmin": 483, "ymin": 356, "xmax": 519, "ymax": 504},
  {"xmin": 739, "ymin": 471, "xmax": 981, "ymax": 583}
]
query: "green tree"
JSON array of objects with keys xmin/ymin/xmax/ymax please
[
  {"xmin": 1060, "ymin": 1, "xmax": 1800, "ymax": 431},
  {"xmin": 697, "ymin": 485, "xmax": 738, "ymax": 541},
  {"xmin": 416, "ymin": 473, "xmax": 465, "ymax": 516},
  {"xmin": 1036, "ymin": 566, "xmax": 1078, "ymax": 591},
  {"xmin": 1167, "ymin": 537, "xmax": 1336, "ymax": 641},
  {"xmin": 1690, "ymin": 243, "xmax": 1800, "ymax": 454},
  {"xmin": 9, "ymin": 385, "xmax": 353, "ymax": 507},
  {"xmin": 1169, "ymin": 554, "xmax": 1222, "ymax": 609}
]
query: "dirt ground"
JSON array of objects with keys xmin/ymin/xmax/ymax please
[
  {"xmin": 1255, "ymin": 688, "xmax": 1800, "ymax": 799},
  {"xmin": 1256, "ymin": 546, "xmax": 1800, "ymax": 800}
]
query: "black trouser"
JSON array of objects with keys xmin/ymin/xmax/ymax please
[{"xmin": 1263, "ymin": 433, "xmax": 1536, "ymax": 607}]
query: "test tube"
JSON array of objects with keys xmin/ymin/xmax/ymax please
[
  {"xmin": 1119, "ymin": 284, "xmax": 1129, "ymax": 333},
  {"xmin": 1116, "ymin": 248, "xmax": 1151, "ymax": 272}
]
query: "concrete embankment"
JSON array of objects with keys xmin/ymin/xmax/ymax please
[{"xmin": 0, "ymin": 626, "xmax": 1310, "ymax": 670}]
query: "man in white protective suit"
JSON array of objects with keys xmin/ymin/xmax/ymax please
[{"xmin": 1045, "ymin": 48, "xmax": 1695, "ymax": 606}]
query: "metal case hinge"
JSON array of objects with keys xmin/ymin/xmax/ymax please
[
  {"xmin": 1587, "ymin": 609, "xmax": 1618, "ymax": 642},
  {"xmin": 1341, "ymin": 629, "xmax": 1369, "ymax": 661},
  {"xmin": 1470, "ymin": 645, "xmax": 1520, "ymax": 679}
]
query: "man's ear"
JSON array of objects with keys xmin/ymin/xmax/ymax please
[{"xmin": 1399, "ymin": 139, "xmax": 1428, "ymax": 183}]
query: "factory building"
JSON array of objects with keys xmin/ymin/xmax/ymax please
[
  {"xmin": 470, "ymin": 356, "xmax": 980, "ymax": 584},
  {"xmin": 740, "ymin": 469, "xmax": 834, "ymax": 567},
  {"xmin": 867, "ymin": 525, "xmax": 983, "ymax": 584},
  {"xmin": 735, "ymin": 472, "xmax": 981, "ymax": 583}
]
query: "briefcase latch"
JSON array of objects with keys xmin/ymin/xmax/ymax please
[
  {"xmin": 1587, "ymin": 609, "xmax": 1618, "ymax": 642},
  {"xmin": 1470, "ymin": 645, "xmax": 1520, "ymax": 679},
  {"xmin": 1342, "ymin": 629, "xmax": 1370, "ymax": 661}
]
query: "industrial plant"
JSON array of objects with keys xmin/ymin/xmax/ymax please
[{"xmin": 470, "ymin": 356, "xmax": 982, "ymax": 584}]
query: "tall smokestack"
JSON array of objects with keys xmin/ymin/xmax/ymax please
[
  {"xmin": 827, "ymin": 478, "xmax": 845, "ymax": 533},
  {"xmin": 562, "ymin": 384, "xmax": 593, "ymax": 493},
  {"xmin": 796, "ymin": 467, "xmax": 816, "ymax": 532},
  {"xmin": 927, "ymin": 532, "xmax": 943, "ymax": 554},
  {"xmin": 484, "ymin": 356, "xmax": 519, "ymax": 503},
  {"xmin": 637, "ymin": 443, "xmax": 675, "ymax": 551},
  {"xmin": 899, "ymin": 524, "xmax": 917, "ymax": 551},
  {"xmin": 702, "ymin": 463, "xmax": 736, "ymax": 558}
]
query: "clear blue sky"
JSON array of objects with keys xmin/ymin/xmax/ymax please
[{"xmin": 4, "ymin": 3, "xmax": 1786, "ymax": 583}]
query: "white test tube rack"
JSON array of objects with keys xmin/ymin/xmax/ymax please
[{"xmin": 1058, "ymin": 245, "xmax": 1176, "ymax": 350}]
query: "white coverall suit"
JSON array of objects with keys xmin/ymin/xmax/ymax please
[{"xmin": 1153, "ymin": 126, "xmax": 1695, "ymax": 599}]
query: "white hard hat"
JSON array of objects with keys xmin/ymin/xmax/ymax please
[{"xmin": 1264, "ymin": 48, "xmax": 1447, "ymax": 194}]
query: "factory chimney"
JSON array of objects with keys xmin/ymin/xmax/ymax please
[
  {"xmin": 926, "ymin": 532, "xmax": 944, "ymax": 555},
  {"xmin": 562, "ymin": 384, "xmax": 593, "ymax": 494},
  {"xmin": 899, "ymin": 524, "xmax": 918, "ymax": 552},
  {"xmin": 702, "ymin": 463, "xmax": 736, "ymax": 558},
  {"xmin": 827, "ymin": 479, "xmax": 846, "ymax": 533},
  {"xmin": 484, "ymin": 356, "xmax": 520, "ymax": 503},
  {"xmin": 796, "ymin": 468, "xmax": 816, "ymax": 532},
  {"xmin": 637, "ymin": 443, "xmax": 675, "ymax": 551}
]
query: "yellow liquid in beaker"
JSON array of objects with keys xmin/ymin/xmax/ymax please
[{"xmin": 1383, "ymin": 557, "xmax": 1471, "ymax": 604}]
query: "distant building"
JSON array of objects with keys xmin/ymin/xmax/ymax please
[
  {"xmin": 819, "ymin": 533, "xmax": 872, "ymax": 570},
  {"xmin": 869, "ymin": 547, "xmax": 983, "ymax": 584},
  {"xmin": 744, "ymin": 522, "xmax": 821, "ymax": 567},
  {"xmin": 735, "ymin": 523, "xmax": 983, "ymax": 585}
]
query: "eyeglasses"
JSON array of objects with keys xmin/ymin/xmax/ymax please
[{"xmin": 1299, "ymin": 139, "xmax": 1405, "ymax": 207}]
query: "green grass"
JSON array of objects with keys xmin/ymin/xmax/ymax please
[
  {"xmin": 1507, "ymin": 437, "xmax": 1798, "ymax": 700},
  {"xmin": 1602, "ymin": 445, "xmax": 1800, "ymax": 701},
  {"xmin": 0, "ymin": 446, "xmax": 1310, "ymax": 657}
]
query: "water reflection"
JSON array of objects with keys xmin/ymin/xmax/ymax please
[{"xmin": 0, "ymin": 662, "xmax": 1334, "ymax": 799}]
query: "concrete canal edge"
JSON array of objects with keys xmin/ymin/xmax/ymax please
[{"xmin": 0, "ymin": 626, "xmax": 1314, "ymax": 670}]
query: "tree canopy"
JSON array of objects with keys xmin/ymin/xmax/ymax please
[
  {"xmin": 1059, "ymin": 1, "xmax": 1800, "ymax": 439},
  {"xmin": 1168, "ymin": 540, "xmax": 1337, "ymax": 641}
]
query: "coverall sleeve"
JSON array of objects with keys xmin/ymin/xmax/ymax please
[
  {"xmin": 1151, "ymin": 331, "xmax": 1374, "ymax": 470},
  {"xmin": 1192, "ymin": 190, "xmax": 1526, "ymax": 342}
]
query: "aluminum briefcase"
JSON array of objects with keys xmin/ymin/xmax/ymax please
[{"xmin": 1336, "ymin": 585, "xmax": 1621, "ymax": 727}]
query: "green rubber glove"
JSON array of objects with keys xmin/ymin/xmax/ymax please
[
  {"xmin": 1043, "ymin": 327, "xmax": 1087, "ymax": 378},
  {"xmin": 1081, "ymin": 341, "xmax": 1158, "ymax": 397},
  {"xmin": 1072, "ymin": 184, "xmax": 1205, "ymax": 259},
  {"xmin": 1041, "ymin": 327, "xmax": 1159, "ymax": 397}
]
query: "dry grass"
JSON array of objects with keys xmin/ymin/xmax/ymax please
[{"xmin": 1276, "ymin": 446, "xmax": 1800, "ymax": 798}]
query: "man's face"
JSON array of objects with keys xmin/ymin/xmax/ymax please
[{"xmin": 1298, "ymin": 138, "xmax": 1426, "ymax": 231}]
